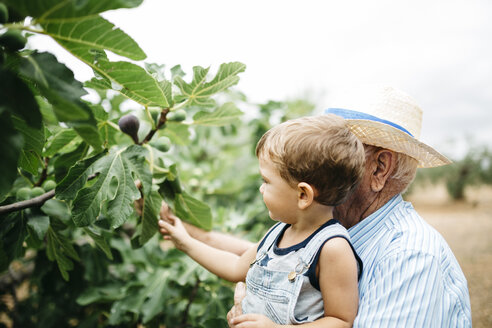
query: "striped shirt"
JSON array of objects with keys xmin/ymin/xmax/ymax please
[{"xmin": 348, "ymin": 195, "xmax": 471, "ymax": 327}]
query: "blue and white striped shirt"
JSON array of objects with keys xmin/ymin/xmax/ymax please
[{"xmin": 348, "ymin": 195, "xmax": 471, "ymax": 327}]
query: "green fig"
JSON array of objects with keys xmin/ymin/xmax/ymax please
[
  {"xmin": 30, "ymin": 187, "xmax": 45, "ymax": 198},
  {"xmin": 16, "ymin": 187, "xmax": 31, "ymax": 201},
  {"xmin": 118, "ymin": 114, "xmax": 140, "ymax": 143},
  {"xmin": 151, "ymin": 136, "xmax": 172, "ymax": 152},
  {"xmin": 42, "ymin": 180, "xmax": 56, "ymax": 191},
  {"xmin": 167, "ymin": 109, "xmax": 186, "ymax": 122},
  {"xmin": 0, "ymin": 30, "xmax": 27, "ymax": 52}
]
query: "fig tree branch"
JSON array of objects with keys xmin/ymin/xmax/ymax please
[
  {"xmin": 0, "ymin": 189, "xmax": 55, "ymax": 215},
  {"xmin": 140, "ymin": 108, "xmax": 170, "ymax": 145},
  {"xmin": 0, "ymin": 174, "xmax": 98, "ymax": 215},
  {"xmin": 34, "ymin": 157, "xmax": 50, "ymax": 187}
]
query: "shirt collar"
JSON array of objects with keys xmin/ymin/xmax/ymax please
[{"xmin": 348, "ymin": 194, "xmax": 403, "ymax": 246}]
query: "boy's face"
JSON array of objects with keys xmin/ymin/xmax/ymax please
[{"xmin": 258, "ymin": 156, "xmax": 299, "ymax": 223}]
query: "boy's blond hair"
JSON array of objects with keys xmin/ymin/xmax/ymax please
[{"xmin": 256, "ymin": 114, "xmax": 365, "ymax": 206}]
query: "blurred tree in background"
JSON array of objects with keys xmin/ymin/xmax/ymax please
[{"xmin": 410, "ymin": 144, "xmax": 492, "ymax": 201}]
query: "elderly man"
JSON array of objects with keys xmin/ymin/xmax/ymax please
[{"xmin": 159, "ymin": 86, "xmax": 472, "ymax": 327}]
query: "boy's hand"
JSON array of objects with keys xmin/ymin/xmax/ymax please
[
  {"xmin": 227, "ymin": 282, "xmax": 246, "ymax": 326},
  {"xmin": 158, "ymin": 215, "xmax": 192, "ymax": 252},
  {"xmin": 229, "ymin": 313, "xmax": 278, "ymax": 328}
]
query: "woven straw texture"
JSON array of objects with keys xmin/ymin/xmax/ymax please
[
  {"xmin": 330, "ymin": 86, "xmax": 451, "ymax": 168},
  {"xmin": 346, "ymin": 120, "xmax": 451, "ymax": 168}
]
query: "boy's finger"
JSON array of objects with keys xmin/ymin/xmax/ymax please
[
  {"xmin": 158, "ymin": 219, "xmax": 174, "ymax": 232},
  {"xmin": 233, "ymin": 282, "xmax": 246, "ymax": 317},
  {"xmin": 172, "ymin": 217, "xmax": 184, "ymax": 228},
  {"xmin": 159, "ymin": 201, "xmax": 175, "ymax": 219},
  {"xmin": 230, "ymin": 314, "xmax": 257, "ymax": 325}
]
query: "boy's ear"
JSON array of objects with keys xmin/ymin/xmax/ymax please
[{"xmin": 297, "ymin": 182, "xmax": 315, "ymax": 209}]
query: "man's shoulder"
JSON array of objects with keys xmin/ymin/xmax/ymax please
[{"xmin": 384, "ymin": 200, "xmax": 448, "ymax": 256}]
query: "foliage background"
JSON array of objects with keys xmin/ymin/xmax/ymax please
[{"xmin": 0, "ymin": 1, "xmax": 491, "ymax": 327}]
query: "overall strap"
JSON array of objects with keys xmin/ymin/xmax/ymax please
[
  {"xmin": 299, "ymin": 220, "xmax": 349, "ymax": 267},
  {"xmin": 256, "ymin": 222, "xmax": 285, "ymax": 258}
]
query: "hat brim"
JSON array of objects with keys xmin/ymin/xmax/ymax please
[{"xmin": 345, "ymin": 119, "xmax": 451, "ymax": 168}]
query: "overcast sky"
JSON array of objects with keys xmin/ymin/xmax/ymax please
[{"xmin": 30, "ymin": 0, "xmax": 492, "ymax": 158}]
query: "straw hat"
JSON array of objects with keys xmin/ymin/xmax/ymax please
[{"xmin": 325, "ymin": 86, "xmax": 451, "ymax": 168}]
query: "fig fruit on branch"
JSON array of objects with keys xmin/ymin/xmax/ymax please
[{"xmin": 118, "ymin": 114, "xmax": 140, "ymax": 144}]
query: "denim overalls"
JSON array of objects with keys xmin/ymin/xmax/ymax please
[{"xmin": 242, "ymin": 220, "xmax": 360, "ymax": 324}]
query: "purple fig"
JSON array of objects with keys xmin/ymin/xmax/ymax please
[{"xmin": 118, "ymin": 114, "xmax": 140, "ymax": 143}]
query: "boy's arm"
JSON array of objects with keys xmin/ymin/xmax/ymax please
[
  {"xmin": 317, "ymin": 237, "xmax": 359, "ymax": 326},
  {"xmin": 159, "ymin": 201, "xmax": 254, "ymax": 255},
  {"xmin": 229, "ymin": 237, "xmax": 358, "ymax": 328},
  {"xmin": 159, "ymin": 216, "xmax": 258, "ymax": 282}
]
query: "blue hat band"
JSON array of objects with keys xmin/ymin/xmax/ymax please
[{"xmin": 325, "ymin": 108, "xmax": 414, "ymax": 137}]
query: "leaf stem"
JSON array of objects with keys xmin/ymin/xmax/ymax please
[
  {"xmin": 152, "ymin": 165, "xmax": 170, "ymax": 174},
  {"xmin": 172, "ymin": 100, "xmax": 189, "ymax": 111},
  {"xmin": 9, "ymin": 25, "xmax": 48, "ymax": 35},
  {"xmin": 106, "ymin": 120, "xmax": 120, "ymax": 131},
  {"xmin": 144, "ymin": 106, "xmax": 156, "ymax": 130},
  {"xmin": 143, "ymin": 144, "xmax": 154, "ymax": 174}
]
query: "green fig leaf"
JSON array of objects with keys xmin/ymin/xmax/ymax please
[
  {"xmin": 44, "ymin": 129, "xmax": 82, "ymax": 157},
  {"xmin": 174, "ymin": 191, "xmax": 212, "ymax": 231},
  {"xmin": 174, "ymin": 62, "xmax": 246, "ymax": 107},
  {"xmin": 18, "ymin": 52, "xmax": 102, "ymax": 150},
  {"xmin": 41, "ymin": 15, "xmax": 145, "ymax": 61},
  {"xmin": 138, "ymin": 190, "xmax": 162, "ymax": 245},
  {"xmin": 0, "ymin": 68, "xmax": 41, "ymax": 128},
  {"xmin": 11, "ymin": 115, "xmax": 45, "ymax": 175},
  {"xmin": 0, "ymin": 112, "xmax": 24, "ymax": 199},
  {"xmin": 192, "ymin": 102, "xmax": 243, "ymax": 126},
  {"xmin": 70, "ymin": 145, "xmax": 151, "ymax": 227},
  {"xmin": 84, "ymin": 226, "xmax": 113, "ymax": 260},
  {"xmin": 46, "ymin": 226, "xmax": 80, "ymax": 281}
]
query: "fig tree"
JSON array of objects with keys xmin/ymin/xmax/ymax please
[
  {"xmin": 167, "ymin": 109, "xmax": 186, "ymax": 122},
  {"xmin": 0, "ymin": 30, "xmax": 27, "ymax": 52},
  {"xmin": 42, "ymin": 180, "xmax": 56, "ymax": 191},
  {"xmin": 151, "ymin": 136, "xmax": 172, "ymax": 152},
  {"xmin": 0, "ymin": 3, "xmax": 8, "ymax": 24},
  {"xmin": 30, "ymin": 187, "xmax": 45, "ymax": 198},
  {"xmin": 118, "ymin": 114, "xmax": 140, "ymax": 143},
  {"xmin": 16, "ymin": 187, "xmax": 31, "ymax": 201}
]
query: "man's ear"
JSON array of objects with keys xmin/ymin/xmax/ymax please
[
  {"xmin": 297, "ymin": 182, "xmax": 315, "ymax": 209},
  {"xmin": 371, "ymin": 149, "xmax": 396, "ymax": 192}
]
